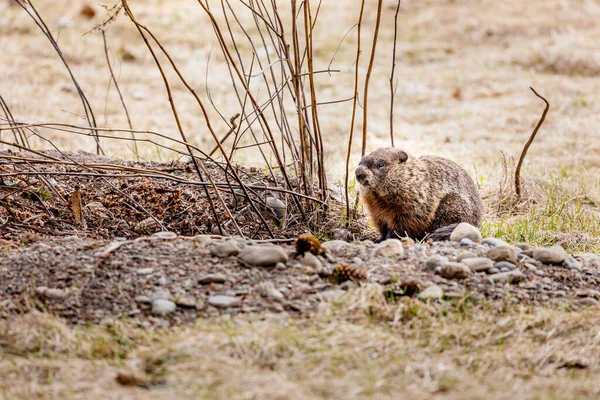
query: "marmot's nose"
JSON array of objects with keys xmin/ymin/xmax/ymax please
[{"xmin": 355, "ymin": 166, "xmax": 368, "ymax": 183}]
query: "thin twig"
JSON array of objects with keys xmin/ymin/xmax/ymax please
[{"xmin": 389, "ymin": 0, "xmax": 402, "ymax": 148}]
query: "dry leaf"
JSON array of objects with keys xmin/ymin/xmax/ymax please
[
  {"xmin": 69, "ymin": 187, "xmax": 87, "ymax": 228},
  {"xmin": 80, "ymin": 4, "xmax": 96, "ymax": 19}
]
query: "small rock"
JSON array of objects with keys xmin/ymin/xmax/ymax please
[
  {"xmin": 440, "ymin": 262, "xmax": 472, "ymax": 279},
  {"xmin": 208, "ymin": 295, "xmax": 241, "ymax": 308},
  {"xmin": 298, "ymin": 252, "xmax": 322, "ymax": 270},
  {"xmin": 525, "ymin": 246, "xmax": 567, "ymax": 265},
  {"xmin": 198, "ymin": 274, "xmax": 228, "ymax": 284},
  {"xmin": 259, "ymin": 282, "xmax": 285, "ymax": 302},
  {"xmin": 495, "ymin": 261, "xmax": 516, "ymax": 271},
  {"xmin": 450, "ymin": 223, "xmax": 482, "ymax": 243},
  {"xmin": 482, "ymin": 237, "xmax": 509, "ymax": 247},
  {"xmin": 36, "ymin": 287, "xmax": 69, "ymax": 300},
  {"xmin": 487, "ymin": 245, "xmax": 518, "ymax": 264},
  {"xmin": 460, "ymin": 238, "xmax": 475, "ymax": 247},
  {"xmin": 424, "ymin": 255, "xmax": 448, "ymax": 271},
  {"xmin": 418, "ymin": 284, "xmax": 443, "ymax": 300},
  {"xmin": 136, "ymin": 268, "xmax": 154, "ymax": 276},
  {"xmin": 486, "ymin": 270, "xmax": 525, "ymax": 284},
  {"xmin": 319, "ymin": 290, "xmax": 346, "ymax": 301},
  {"xmin": 322, "ymin": 240, "xmax": 360, "ymax": 258},
  {"xmin": 373, "ymin": 239, "xmax": 404, "ymax": 258},
  {"xmin": 174, "ymin": 295, "xmax": 197, "ymax": 308},
  {"xmin": 457, "ymin": 251, "xmax": 478, "ymax": 262},
  {"xmin": 461, "ymin": 257, "xmax": 494, "ymax": 272},
  {"xmin": 239, "ymin": 245, "xmax": 288, "ymax": 267},
  {"xmin": 275, "ymin": 262, "xmax": 287, "ymax": 270},
  {"xmin": 340, "ymin": 281, "xmax": 358, "ymax": 290},
  {"xmin": 57, "ymin": 16, "xmax": 72, "ymax": 28},
  {"xmin": 332, "ymin": 228, "xmax": 352, "ymax": 241},
  {"xmin": 151, "ymin": 299, "xmax": 176, "ymax": 315},
  {"xmin": 563, "ymin": 255, "xmax": 583, "ymax": 271},
  {"xmin": 515, "ymin": 243, "xmax": 530, "ymax": 251},
  {"xmin": 575, "ymin": 298, "xmax": 600, "ymax": 307},
  {"xmin": 157, "ymin": 276, "xmax": 167, "ymax": 286},
  {"xmin": 210, "ymin": 240, "xmax": 241, "ymax": 257},
  {"xmin": 132, "ymin": 90, "xmax": 146, "ymax": 100},
  {"xmin": 134, "ymin": 295, "xmax": 151, "ymax": 304},
  {"xmin": 152, "ymin": 231, "xmax": 177, "ymax": 239},
  {"xmin": 486, "ymin": 267, "xmax": 500, "ymax": 274},
  {"xmin": 151, "ymin": 290, "xmax": 170, "ymax": 302},
  {"xmin": 266, "ymin": 196, "xmax": 286, "ymax": 220}
]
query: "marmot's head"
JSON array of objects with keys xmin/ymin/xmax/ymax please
[{"xmin": 355, "ymin": 147, "xmax": 411, "ymax": 195}]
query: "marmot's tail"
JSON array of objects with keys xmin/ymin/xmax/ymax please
[{"xmin": 426, "ymin": 224, "xmax": 458, "ymax": 242}]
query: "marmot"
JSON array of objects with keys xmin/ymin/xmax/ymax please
[{"xmin": 355, "ymin": 147, "xmax": 483, "ymax": 242}]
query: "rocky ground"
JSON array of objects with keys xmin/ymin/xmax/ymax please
[{"xmin": 1, "ymin": 223, "xmax": 599, "ymax": 328}]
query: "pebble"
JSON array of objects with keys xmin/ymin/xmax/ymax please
[
  {"xmin": 332, "ymin": 228, "xmax": 352, "ymax": 241},
  {"xmin": 36, "ymin": 287, "xmax": 69, "ymax": 300},
  {"xmin": 157, "ymin": 276, "xmax": 167, "ymax": 286},
  {"xmin": 495, "ymin": 261, "xmax": 516, "ymax": 271},
  {"xmin": 482, "ymin": 237, "xmax": 509, "ymax": 247},
  {"xmin": 151, "ymin": 290, "xmax": 170, "ymax": 302},
  {"xmin": 486, "ymin": 270, "xmax": 525, "ymax": 284},
  {"xmin": 486, "ymin": 267, "xmax": 499, "ymax": 274},
  {"xmin": 275, "ymin": 262, "xmax": 287, "ymax": 270},
  {"xmin": 208, "ymin": 295, "xmax": 241, "ymax": 308},
  {"xmin": 198, "ymin": 274, "xmax": 227, "ymax": 284},
  {"xmin": 319, "ymin": 290, "xmax": 346, "ymax": 301},
  {"xmin": 298, "ymin": 252, "xmax": 323, "ymax": 270},
  {"xmin": 174, "ymin": 295, "xmax": 198, "ymax": 308},
  {"xmin": 440, "ymin": 262, "xmax": 472, "ymax": 279},
  {"xmin": 239, "ymin": 245, "xmax": 288, "ymax": 267},
  {"xmin": 151, "ymin": 299, "xmax": 176, "ymax": 315},
  {"xmin": 373, "ymin": 239, "xmax": 404, "ymax": 258},
  {"xmin": 450, "ymin": 223, "xmax": 482, "ymax": 243},
  {"xmin": 351, "ymin": 257, "xmax": 363, "ymax": 265},
  {"xmin": 424, "ymin": 254, "xmax": 448, "ymax": 271},
  {"xmin": 563, "ymin": 255, "xmax": 583, "ymax": 271},
  {"xmin": 210, "ymin": 240, "xmax": 241, "ymax": 257},
  {"xmin": 525, "ymin": 246, "xmax": 567, "ymax": 265},
  {"xmin": 575, "ymin": 297, "xmax": 600, "ymax": 307},
  {"xmin": 459, "ymin": 238, "xmax": 475, "ymax": 247},
  {"xmin": 417, "ymin": 284, "xmax": 443, "ymax": 300},
  {"xmin": 134, "ymin": 295, "xmax": 151, "ymax": 304},
  {"xmin": 457, "ymin": 251, "xmax": 478, "ymax": 262},
  {"xmin": 266, "ymin": 196, "xmax": 286, "ymax": 220},
  {"xmin": 487, "ymin": 245, "xmax": 518, "ymax": 264},
  {"xmin": 461, "ymin": 257, "xmax": 494, "ymax": 272},
  {"xmin": 340, "ymin": 281, "xmax": 358, "ymax": 290},
  {"xmin": 152, "ymin": 231, "xmax": 177, "ymax": 239},
  {"xmin": 136, "ymin": 268, "xmax": 154, "ymax": 276},
  {"xmin": 515, "ymin": 243, "xmax": 530, "ymax": 251},
  {"xmin": 259, "ymin": 282, "xmax": 285, "ymax": 302},
  {"xmin": 321, "ymin": 240, "xmax": 360, "ymax": 257}
]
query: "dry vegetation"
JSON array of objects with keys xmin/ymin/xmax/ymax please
[{"xmin": 1, "ymin": 0, "xmax": 600, "ymax": 398}]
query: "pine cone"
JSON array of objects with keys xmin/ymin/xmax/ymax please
[
  {"xmin": 332, "ymin": 264, "xmax": 367, "ymax": 284},
  {"xmin": 295, "ymin": 233, "xmax": 323, "ymax": 256}
]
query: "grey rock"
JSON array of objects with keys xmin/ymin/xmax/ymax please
[
  {"xmin": 525, "ymin": 246, "xmax": 567, "ymax": 265},
  {"xmin": 152, "ymin": 231, "xmax": 177, "ymax": 239},
  {"xmin": 482, "ymin": 237, "xmax": 509, "ymax": 247},
  {"xmin": 351, "ymin": 257, "xmax": 363, "ymax": 265},
  {"xmin": 134, "ymin": 295, "xmax": 151, "ymax": 304},
  {"xmin": 486, "ymin": 267, "xmax": 500, "ymax": 274},
  {"xmin": 298, "ymin": 252, "xmax": 323, "ymax": 270},
  {"xmin": 37, "ymin": 287, "xmax": 69, "ymax": 300},
  {"xmin": 575, "ymin": 297, "xmax": 600, "ymax": 307},
  {"xmin": 275, "ymin": 262, "xmax": 287, "ymax": 270},
  {"xmin": 450, "ymin": 223, "xmax": 482, "ymax": 243},
  {"xmin": 259, "ymin": 282, "xmax": 285, "ymax": 302},
  {"xmin": 563, "ymin": 255, "xmax": 583, "ymax": 271},
  {"xmin": 440, "ymin": 262, "xmax": 472, "ymax": 279},
  {"xmin": 462, "ymin": 257, "xmax": 494, "ymax": 272},
  {"xmin": 174, "ymin": 295, "xmax": 198, "ymax": 308},
  {"xmin": 486, "ymin": 270, "xmax": 526, "ymax": 284},
  {"xmin": 266, "ymin": 196, "xmax": 286, "ymax": 220},
  {"xmin": 373, "ymin": 239, "xmax": 404, "ymax": 258},
  {"xmin": 151, "ymin": 290, "xmax": 170, "ymax": 302},
  {"xmin": 487, "ymin": 245, "xmax": 518, "ymax": 264},
  {"xmin": 319, "ymin": 290, "xmax": 346, "ymax": 301},
  {"xmin": 457, "ymin": 251, "xmax": 478, "ymax": 262},
  {"xmin": 515, "ymin": 243, "xmax": 531, "ymax": 251},
  {"xmin": 151, "ymin": 299, "xmax": 176, "ymax": 315},
  {"xmin": 332, "ymin": 228, "xmax": 352, "ymax": 241},
  {"xmin": 460, "ymin": 238, "xmax": 475, "ymax": 247},
  {"xmin": 157, "ymin": 276, "xmax": 167, "ymax": 286},
  {"xmin": 136, "ymin": 267, "xmax": 154, "ymax": 276},
  {"xmin": 424, "ymin": 254, "xmax": 448, "ymax": 271},
  {"xmin": 210, "ymin": 240, "xmax": 241, "ymax": 257},
  {"xmin": 495, "ymin": 261, "xmax": 516, "ymax": 271},
  {"xmin": 198, "ymin": 274, "xmax": 227, "ymax": 284},
  {"xmin": 239, "ymin": 245, "xmax": 288, "ymax": 267},
  {"xmin": 208, "ymin": 295, "xmax": 241, "ymax": 308},
  {"xmin": 418, "ymin": 284, "xmax": 443, "ymax": 300},
  {"xmin": 322, "ymin": 240, "xmax": 360, "ymax": 258}
]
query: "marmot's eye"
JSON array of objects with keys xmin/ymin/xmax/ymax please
[{"xmin": 377, "ymin": 161, "xmax": 385, "ymax": 169}]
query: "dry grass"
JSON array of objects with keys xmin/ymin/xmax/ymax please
[{"xmin": 2, "ymin": 289, "xmax": 600, "ymax": 399}]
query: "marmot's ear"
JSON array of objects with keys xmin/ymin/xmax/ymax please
[{"xmin": 398, "ymin": 151, "xmax": 408, "ymax": 163}]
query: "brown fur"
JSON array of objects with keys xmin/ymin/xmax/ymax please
[{"xmin": 355, "ymin": 147, "xmax": 483, "ymax": 242}]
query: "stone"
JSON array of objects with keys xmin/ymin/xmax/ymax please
[
  {"xmin": 486, "ymin": 267, "xmax": 500, "ymax": 274},
  {"xmin": 319, "ymin": 290, "xmax": 346, "ymax": 301},
  {"xmin": 332, "ymin": 228, "xmax": 352, "ymax": 241},
  {"xmin": 152, "ymin": 231, "xmax": 177, "ymax": 239},
  {"xmin": 423, "ymin": 255, "xmax": 448, "ymax": 271},
  {"xmin": 239, "ymin": 245, "xmax": 288, "ymax": 267},
  {"xmin": 151, "ymin": 290, "xmax": 170, "ymax": 302},
  {"xmin": 575, "ymin": 298, "xmax": 600, "ymax": 307},
  {"xmin": 563, "ymin": 255, "xmax": 583, "ymax": 271},
  {"xmin": 174, "ymin": 295, "xmax": 197, "ymax": 308},
  {"xmin": 495, "ymin": 261, "xmax": 516, "ymax": 271},
  {"xmin": 457, "ymin": 251, "xmax": 478, "ymax": 262},
  {"xmin": 515, "ymin": 243, "xmax": 531, "ymax": 251},
  {"xmin": 461, "ymin": 257, "xmax": 494, "ymax": 272},
  {"xmin": 151, "ymin": 299, "xmax": 176, "ymax": 315},
  {"xmin": 259, "ymin": 282, "xmax": 285, "ymax": 302},
  {"xmin": 486, "ymin": 270, "xmax": 525, "ymax": 284},
  {"xmin": 298, "ymin": 252, "xmax": 322, "ymax": 270},
  {"xmin": 275, "ymin": 262, "xmax": 287, "ymax": 270},
  {"xmin": 487, "ymin": 245, "xmax": 518, "ymax": 264},
  {"xmin": 37, "ymin": 287, "xmax": 69, "ymax": 300},
  {"xmin": 198, "ymin": 274, "xmax": 227, "ymax": 284},
  {"xmin": 418, "ymin": 284, "xmax": 443, "ymax": 300},
  {"xmin": 440, "ymin": 262, "xmax": 472, "ymax": 279},
  {"xmin": 136, "ymin": 268, "xmax": 154, "ymax": 276},
  {"xmin": 525, "ymin": 246, "xmax": 567, "ymax": 265},
  {"xmin": 208, "ymin": 295, "xmax": 241, "ymax": 308},
  {"xmin": 209, "ymin": 240, "xmax": 241, "ymax": 257},
  {"xmin": 266, "ymin": 196, "xmax": 286, "ymax": 219},
  {"xmin": 157, "ymin": 276, "xmax": 167, "ymax": 286},
  {"xmin": 460, "ymin": 238, "xmax": 475, "ymax": 247},
  {"xmin": 373, "ymin": 239, "xmax": 404, "ymax": 258},
  {"xmin": 450, "ymin": 223, "xmax": 482, "ymax": 243},
  {"xmin": 482, "ymin": 237, "xmax": 509, "ymax": 247},
  {"xmin": 134, "ymin": 295, "xmax": 151, "ymax": 304},
  {"xmin": 321, "ymin": 240, "xmax": 360, "ymax": 258}
]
